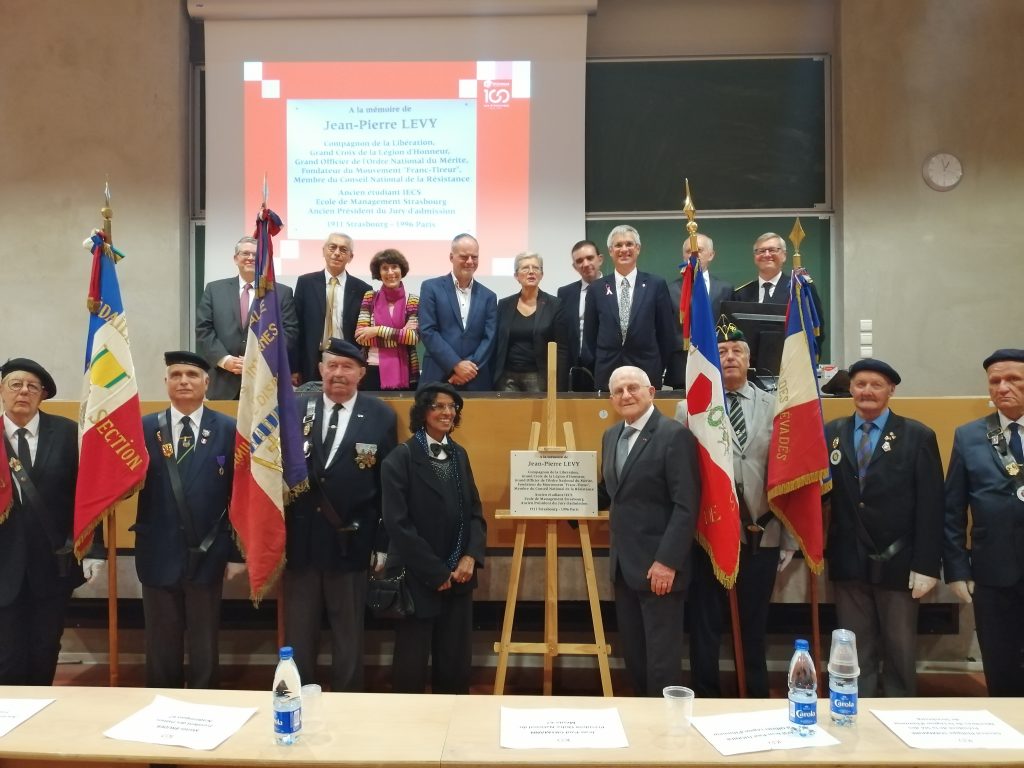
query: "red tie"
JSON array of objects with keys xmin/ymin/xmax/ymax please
[{"xmin": 240, "ymin": 283, "xmax": 252, "ymax": 330}]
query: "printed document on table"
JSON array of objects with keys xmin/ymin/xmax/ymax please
[
  {"xmin": 690, "ymin": 709, "xmax": 840, "ymax": 756},
  {"xmin": 104, "ymin": 695, "xmax": 257, "ymax": 751},
  {"xmin": 0, "ymin": 699, "xmax": 54, "ymax": 738},
  {"xmin": 500, "ymin": 707, "xmax": 629, "ymax": 749},
  {"xmin": 871, "ymin": 709, "xmax": 1024, "ymax": 750}
]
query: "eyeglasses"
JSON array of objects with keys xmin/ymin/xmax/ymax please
[
  {"xmin": 610, "ymin": 383, "xmax": 645, "ymax": 398},
  {"xmin": 4, "ymin": 379, "xmax": 43, "ymax": 396},
  {"xmin": 753, "ymin": 246, "xmax": 783, "ymax": 256},
  {"xmin": 428, "ymin": 402, "xmax": 461, "ymax": 413},
  {"xmin": 325, "ymin": 243, "xmax": 352, "ymax": 255},
  {"xmin": 517, "ymin": 265, "xmax": 542, "ymax": 273}
]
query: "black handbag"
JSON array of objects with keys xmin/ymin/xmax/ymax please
[{"xmin": 367, "ymin": 568, "xmax": 415, "ymax": 619}]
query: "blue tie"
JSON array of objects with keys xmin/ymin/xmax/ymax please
[
  {"xmin": 1010, "ymin": 423, "xmax": 1023, "ymax": 466},
  {"xmin": 856, "ymin": 422, "xmax": 874, "ymax": 489}
]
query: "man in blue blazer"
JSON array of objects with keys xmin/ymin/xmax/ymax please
[
  {"xmin": 582, "ymin": 225, "xmax": 676, "ymax": 392},
  {"xmin": 133, "ymin": 351, "xmax": 241, "ymax": 689},
  {"xmin": 944, "ymin": 348, "xmax": 1024, "ymax": 696},
  {"xmin": 417, "ymin": 234, "xmax": 497, "ymax": 391}
]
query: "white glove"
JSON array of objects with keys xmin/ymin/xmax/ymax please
[
  {"xmin": 82, "ymin": 558, "xmax": 106, "ymax": 581},
  {"xmin": 778, "ymin": 549, "xmax": 796, "ymax": 573},
  {"xmin": 224, "ymin": 562, "xmax": 247, "ymax": 580},
  {"xmin": 909, "ymin": 571, "xmax": 938, "ymax": 599},
  {"xmin": 949, "ymin": 580, "xmax": 974, "ymax": 604},
  {"xmin": 370, "ymin": 551, "xmax": 387, "ymax": 573}
]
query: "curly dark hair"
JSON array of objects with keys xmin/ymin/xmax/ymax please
[
  {"xmin": 409, "ymin": 383, "xmax": 464, "ymax": 434},
  {"xmin": 369, "ymin": 248, "xmax": 410, "ymax": 280}
]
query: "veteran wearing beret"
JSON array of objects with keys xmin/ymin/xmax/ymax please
[
  {"xmin": 133, "ymin": 351, "xmax": 243, "ymax": 689},
  {"xmin": 944, "ymin": 349, "xmax": 1024, "ymax": 696},
  {"xmin": 284, "ymin": 338, "xmax": 397, "ymax": 691},
  {"xmin": 824, "ymin": 358, "xmax": 944, "ymax": 697}
]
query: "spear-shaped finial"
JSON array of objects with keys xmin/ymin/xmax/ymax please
[
  {"xmin": 789, "ymin": 218, "xmax": 806, "ymax": 269},
  {"xmin": 683, "ymin": 178, "xmax": 698, "ymax": 255},
  {"xmin": 102, "ymin": 176, "xmax": 113, "ymax": 245}
]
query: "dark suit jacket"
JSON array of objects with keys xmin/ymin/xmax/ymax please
[
  {"xmin": 731, "ymin": 270, "xmax": 827, "ymax": 349},
  {"xmin": 944, "ymin": 416, "xmax": 1024, "ymax": 587},
  {"xmin": 597, "ymin": 409, "xmax": 700, "ymax": 593},
  {"xmin": 492, "ymin": 290, "xmax": 560, "ymax": 390},
  {"xmin": 417, "ymin": 275, "xmax": 497, "ymax": 391},
  {"xmin": 825, "ymin": 412, "xmax": 944, "ymax": 590},
  {"xmin": 583, "ymin": 271, "xmax": 676, "ymax": 391},
  {"xmin": 294, "ymin": 270, "xmax": 372, "ymax": 385},
  {"xmin": 132, "ymin": 408, "xmax": 236, "ymax": 587},
  {"xmin": 665, "ymin": 274, "xmax": 735, "ymax": 389},
  {"xmin": 195, "ymin": 277, "xmax": 299, "ymax": 400},
  {"xmin": 381, "ymin": 437, "xmax": 487, "ymax": 619},
  {"xmin": 0, "ymin": 413, "xmax": 82, "ymax": 606},
  {"xmin": 555, "ymin": 280, "xmax": 597, "ymax": 392},
  {"xmin": 285, "ymin": 392, "xmax": 397, "ymax": 572}
]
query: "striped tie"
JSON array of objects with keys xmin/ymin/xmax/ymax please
[
  {"xmin": 727, "ymin": 392, "xmax": 747, "ymax": 448},
  {"xmin": 618, "ymin": 278, "xmax": 631, "ymax": 340},
  {"xmin": 856, "ymin": 422, "xmax": 874, "ymax": 489}
]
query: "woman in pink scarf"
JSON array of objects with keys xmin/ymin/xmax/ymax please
[{"xmin": 354, "ymin": 249, "xmax": 420, "ymax": 390}]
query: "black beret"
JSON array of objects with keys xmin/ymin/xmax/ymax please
[
  {"xmin": 164, "ymin": 350, "xmax": 210, "ymax": 372},
  {"xmin": 1, "ymin": 358, "xmax": 57, "ymax": 399},
  {"xmin": 417, "ymin": 381, "xmax": 464, "ymax": 410},
  {"xmin": 982, "ymin": 348, "xmax": 1024, "ymax": 370},
  {"xmin": 716, "ymin": 315, "xmax": 746, "ymax": 343},
  {"xmin": 848, "ymin": 358, "xmax": 901, "ymax": 385},
  {"xmin": 323, "ymin": 337, "xmax": 366, "ymax": 366}
]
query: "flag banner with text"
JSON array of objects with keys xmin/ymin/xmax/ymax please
[
  {"xmin": 684, "ymin": 255, "xmax": 741, "ymax": 588},
  {"xmin": 230, "ymin": 207, "xmax": 308, "ymax": 603},
  {"xmin": 74, "ymin": 232, "xmax": 149, "ymax": 558},
  {"xmin": 766, "ymin": 267, "xmax": 830, "ymax": 572}
]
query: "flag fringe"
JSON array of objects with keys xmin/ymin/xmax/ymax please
[
  {"xmin": 72, "ymin": 479, "xmax": 144, "ymax": 560},
  {"xmin": 0, "ymin": 500, "xmax": 11, "ymax": 526},
  {"xmin": 766, "ymin": 469, "xmax": 831, "ymax": 502},
  {"xmin": 285, "ymin": 477, "xmax": 309, "ymax": 505},
  {"xmin": 696, "ymin": 531, "xmax": 739, "ymax": 589}
]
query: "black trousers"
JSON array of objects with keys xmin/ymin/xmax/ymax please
[
  {"xmin": 973, "ymin": 580, "xmax": 1024, "ymax": 696},
  {"xmin": 688, "ymin": 543, "xmax": 779, "ymax": 698},
  {"xmin": 392, "ymin": 589, "xmax": 473, "ymax": 694},
  {"xmin": 614, "ymin": 572, "xmax": 686, "ymax": 697},
  {"xmin": 141, "ymin": 579, "xmax": 224, "ymax": 689},
  {"xmin": 0, "ymin": 579, "xmax": 71, "ymax": 685}
]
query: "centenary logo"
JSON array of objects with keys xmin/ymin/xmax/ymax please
[{"xmin": 482, "ymin": 79, "xmax": 512, "ymax": 109}]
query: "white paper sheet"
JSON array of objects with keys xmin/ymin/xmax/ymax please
[
  {"xmin": 103, "ymin": 694, "xmax": 258, "ymax": 751},
  {"xmin": 871, "ymin": 709, "xmax": 1024, "ymax": 750},
  {"xmin": 0, "ymin": 699, "xmax": 54, "ymax": 738},
  {"xmin": 499, "ymin": 707, "xmax": 629, "ymax": 749},
  {"xmin": 690, "ymin": 708, "xmax": 840, "ymax": 756}
]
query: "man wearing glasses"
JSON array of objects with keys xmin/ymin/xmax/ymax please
[
  {"xmin": 294, "ymin": 233, "xmax": 372, "ymax": 386},
  {"xmin": 0, "ymin": 359, "xmax": 100, "ymax": 684},
  {"xmin": 731, "ymin": 232, "xmax": 826, "ymax": 346}
]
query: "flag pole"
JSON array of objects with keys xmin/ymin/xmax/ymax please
[{"xmin": 101, "ymin": 179, "xmax": 121, "ymax": 687}]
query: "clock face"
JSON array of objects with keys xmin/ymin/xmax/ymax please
[{"xmin": 924, "ymin": 152, "xmax": 963, "ymax": 191}]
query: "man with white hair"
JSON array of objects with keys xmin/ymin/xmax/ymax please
[{"xmin": 599, "ymin": 365, "xmax": 700, "ymax": 696}]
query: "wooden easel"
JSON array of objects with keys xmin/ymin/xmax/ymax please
[{"xmin": 492, "ymin": 344, "xmax": 613, "ymax": 696}]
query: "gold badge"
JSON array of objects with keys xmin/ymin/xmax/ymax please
[
  {"xmin": 831, "ymin": 436, "xmax": 839, "ymax": 450},
  {"xmin": 355, "ymin": 443, "xmax": 378, "ymax": 470},
  {"xmin": 162, "ymin": 443, "xmax": 173, "ymax": 458},
  {"xmin": 1009, "ymin": 462, "xmax": 1020, "ymax": 477}
]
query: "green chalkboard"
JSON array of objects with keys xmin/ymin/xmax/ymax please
[
  {"xmin": 585, "ymin": 216, "xmax": 832, "ymax": 360},
  {"xmin": 586, "ymin": 58, "xmax": 828, "ymax": 212}
]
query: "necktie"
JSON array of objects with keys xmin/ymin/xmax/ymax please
[
  {"xmin": 429, "ymin": 442, "xmax": 444, "ymax": 458},
  {"xmin": 1009, "ymin": 423, "xmax": 1024, "ymax": 465},
  {"xmin": 240, "ymin": 282, "xmax": 252, "ymax": 330},
  {"xmin": 15, "ymin": 427, "xmax": 32, "ymax": 472},
  {"xmin": 323, "ymin": 403, "xmax": 342, "ymax": 454},
  {"xmin": 177, "ymin": 417, "xmax": 195, "ymax": 467},
  {"xmin": 615, "ymin": 425, "xmax": 637, "ymax": 477},
  {"xmin": 322, "ymin": 276, "xmax": 340, "ymax": 349},
  {"xmin": 618, "ymin": 278, "xmax": 631, "ymax": 340},
  {"xmin": 856, "ymin": 421, "xmax": 874, "ymax": 489},
  {"xmin": 761, "ymin": 282, "xmax": 772, "ymax": 303},
  {"xmin": 727, "ymin": 391, "xmax": 747, "ymax": 449}
]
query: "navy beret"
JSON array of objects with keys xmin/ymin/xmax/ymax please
[
  {"xmin": 1, "ymin": 358, "xmax": 57, "ymax": 399},
  {"xmin": 982, "ymin": 349, "xmax": 1024, "ymax": 370},
  {"xmin": 323, "ymin": 337, "xmax": 366, "ymax": 366},
  {"xmin": 417, "ymin": 381, "xmax": 464, "ymax": 410},
  {"xmin": 848, "ymin": 358, "xmax": 901, "ymax": 385},
  {"xmin": 164, "ymin": 350, "xmax": 210, "ymax": 372}
]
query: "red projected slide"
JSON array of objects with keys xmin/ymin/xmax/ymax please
[{"xmin": 243, "ymin": 61, "xmax": 530, "ymax": 278}]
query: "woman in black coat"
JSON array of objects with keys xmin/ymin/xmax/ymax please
[{"xmin": 381, "ymin": 383, "xmax": 487, "ymax": 693}]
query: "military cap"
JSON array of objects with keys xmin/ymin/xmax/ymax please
[
  {"xmin": 323, "ymin": 338, "xmax": 366, "ymax": 366},
  {"xmin": 164, "ymin": 350, "xmax": 210, "ymax": 371},
  {"xmin": 848, "ymin": 358, "xmax": 901, "ymax": 385},
  {"xmin": 982, "ymin": 349, "xmax": 1024, "ymax": 370},
  {"xmin": 1, "ymin": 358, "xmax": 57, "ymax": 399}
]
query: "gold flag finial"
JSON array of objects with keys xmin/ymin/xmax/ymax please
[
  {"xmin": 261, "ymin": 172, "xmax": 269, "ymax": 210},
  {"xmin": 683, "ymin": 178, "xmax": 698, "ymax": 254},
  {"xmin": 789, "ymin": 218, "xmax": 805, "ymax": 269},
  {"xmin": 101, "ymin": 176, "xmax": 113, "ymax": 245}
]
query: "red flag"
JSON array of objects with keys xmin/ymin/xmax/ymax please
[{"xmin": 0, "ymin": 419, "xmax": 13, "ymax": 524}]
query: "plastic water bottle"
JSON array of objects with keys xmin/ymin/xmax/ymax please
[
  {"xmin": 787, "ymin": 638, "xmax": 817, "ymax": 736},
  {"xmin": 272, "ymin": 646, "xmax": 302, "ymax": 745},
  {"xmin": 828, "ymin": 628, "xmax": 860, "ymax": 727}
]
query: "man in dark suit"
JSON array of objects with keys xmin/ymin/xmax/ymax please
[
  {"xmin": 731, "ymin": 231, "xmax": 826, "ymax": 353},
  {"xmin": 134, "ymin": 351, "xmax": 243, "ymax": 689},
  {"xmin": 598, "ymin": 365, "xmax": 700, "ymax": 696},
  {"xmin": 417, "ymin": 233, "xmax": 497, "ymax": 391},
  {"xmin": 666, "ymin": 234, "xmax": 734, "ymax": 389},
  {"xmin": 674, "ymin": 323, "xmax": 796, "ymax": 697},
  {"xmin": 285, "ymin": 338, "xmax": 397, "ymax": 691},
  {"xmin": 0, "ymin": 358, "xmax": 96, "ymax": 684},
  {"xmin": 825, "ymin": 358, "xmax": 944, "ymax": 697},
  {"xmin": 555, "ymin": 239, "xmax": 603, "ymax": 391},
  {"xmin": 944, "ymin": 348, "xmax": 1024, "ymax": 696},
  {"xmin": 293, "ymin": 232, "xmax": 372, "ymax": 386},
  {"xmin": 195, "ymin": 236, "xmax": 299, "ymax": 400},
  {"xmin": 583, "ymin": 225, "xmax": 676, "ymax": 392}
]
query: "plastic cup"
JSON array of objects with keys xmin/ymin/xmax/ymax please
[
  {"xmin": 662, "ymin": 685, "xmax": 695, "ymax": 732},
  {"xmin": 300, "ymin": 684, "xmax": 322, "ymax": 731},
  {"xmin": 827, "ymin": 628, "xmax": 860, "ymax": 677}
]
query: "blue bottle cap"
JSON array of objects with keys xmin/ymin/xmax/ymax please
[
  {"xmin": 795, "ymin": 638, "xmax": 809, "ymax": 651},
  {"xmin": 279, "ymin": 646, "xmax": 294, "ymax": 660}
]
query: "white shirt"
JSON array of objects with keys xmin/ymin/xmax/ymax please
[
  {"xmin": 451, "ymin": 273, "xmax": 473, "ymax": 327},
  {"xmin": 3, "ymin": 412, "xmax": 40, "ymax": 499},
  {"xmin": 426, "ymin": 434, "xmax": 450, "ymax": 460},
  {"xmin": 322, "ymin": 391, "xmax": 357, "ymax": 464},
  {"xmin": 324, "ymin": 269, "xmax": 348, "ymax": 338},
  {"xmin": 615, "ymin": 268, "xmax": 639, "ymax": 305},
  {"xmin": 998, "ymin": 411, "xmax": 1024, "ymax": 447},
  {"xmin": 757, "ymin": 273, "xmax": 783, "ymax": 301},
  {"xmin": 170, "ymin": 405, "xmax": 205, "ymax": 457}
]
